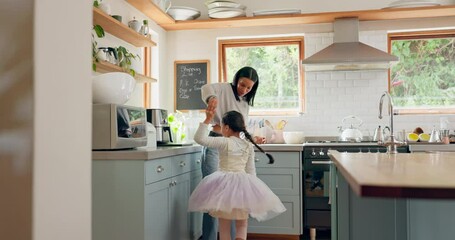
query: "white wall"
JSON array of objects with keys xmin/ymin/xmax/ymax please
[
  {"xmin": 166, "ymin": 17, "xmax": 455, "ymax": 137},
  {"xmin": 34, "ymin": 0, "xmax": 91, "ymax": 240}
]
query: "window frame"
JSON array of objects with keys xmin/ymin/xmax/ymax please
[
  {"xmin": 388, "ymin": 30, "xmax": 455, "ymax": 115},
  {"xmin": 218, "ymin": 36, "xmax": 305, "ymax": 116}
]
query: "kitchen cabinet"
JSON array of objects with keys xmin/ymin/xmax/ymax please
[
  {"xmin": 92, "ymin": 7, "xmax": 157, "ymax": 83},
  {"xmin": 92, "ymin": 151, "xmax": 202, "ymax": 240},
  {"xmin": 330, "ymin": 155, "xmax": 455, "ymax": 240},
  {"xmin": 248, "ymin": 151, "xmax": 302, "ymax": 236},
  {"xmin": 331, "ymin": 165, "xmax": 407, "ymax": 240},
  {"xmin": 125, "ymin": 1, "xmax": 455, "ymax": 31}
]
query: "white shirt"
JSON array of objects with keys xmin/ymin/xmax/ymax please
[
  {"xmin": 194, "ymin": 122, "xmax": 256, "ymax": 175},
  {"xmin": 201, "ymin": 82, "xmax": 250, "ymax": 126}
]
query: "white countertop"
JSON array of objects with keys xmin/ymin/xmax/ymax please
[
  {"xmin": 329, "ymin": 150, "xmax": 455, "ymax": 199},
  {"xmin": 408, "ymin": 143, "xmax": 455, "ymax": 152},
  {"xmin": 92, "ymin": 143, "xmax": 305, "ymax": 161},
  {"xmin": 92, "ymin": 145, "xmax": 202, "ymax": 160},
  {"xmin": 255, "ymin": 143, "xmax": 304, "ymax": 151}
]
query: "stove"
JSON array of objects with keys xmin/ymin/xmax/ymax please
[{"xmin": 301, "ymin": 140, "xmax": 408, "ymax": 233}]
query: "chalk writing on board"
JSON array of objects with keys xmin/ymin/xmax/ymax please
[{"xmin": 174, "ymin": 60, "xmax": 209, "ymax": 111}]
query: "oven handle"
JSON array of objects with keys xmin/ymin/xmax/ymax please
[{"xmin": 311, "ymin": 161, "xmax": 333, "ymax": 165}]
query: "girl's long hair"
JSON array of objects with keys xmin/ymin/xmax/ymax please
[
  {"xmin": 230, "ymin": 66, "xmax": 259, "ymax": 107},
  {"xmin": 222, "ymin": 111, "xmax": 274, "ymax": 164}
]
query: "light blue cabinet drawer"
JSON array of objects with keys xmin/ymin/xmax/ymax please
[
  {"xmin": 172, "ymin": 154, "xmax": 193, "ymax": 176},
  {"xmin": 188, "ymin": 152, "xmax": 202, "ymax": 171},
  {"xmin": 254, "ymin": 152, "xmax": 300, "ymax": 168},
  {"xmin": 248, "ymin": 195, "xmax": 301, "ymax": 235},
  {"xmin": 145, "ymin": 158, "xmax": 172, "ymax": 184},
  {"xmin": 172, "ymin": 152, "xmax": 202, "ymax": 176},
  {"xmin": 256, "ymin": 168, "xmax": 300, "ymax": 195}
]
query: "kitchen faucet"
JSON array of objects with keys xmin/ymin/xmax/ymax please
[{"xmin": 378, "ymin": 91, "xmax": 406, "ymax": 154}]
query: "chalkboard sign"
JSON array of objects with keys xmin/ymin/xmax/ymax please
[{"xmin": 174, "ymin": 60, "xmax": 210, "ymax": 111}]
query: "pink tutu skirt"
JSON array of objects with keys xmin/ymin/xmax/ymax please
[{"xmin": 188, "ymin": 171, "xmax": 286, "ymax": 221}]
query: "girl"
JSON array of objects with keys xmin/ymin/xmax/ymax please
[
  {"xmin": 199, "ymin": 66, "xmax": 264, "ymax": 240},
  {"xmin": 189, "ymin": 101, "xmax": 286, "ymax": 240}
]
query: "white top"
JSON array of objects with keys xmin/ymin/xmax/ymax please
[
  {"xmin": 194, "ymin": 122, "xmax": 256, "ymax": 175},
  {"xmin": 201, "ymin": 82, "xmax": 250, "ymax": 126}
]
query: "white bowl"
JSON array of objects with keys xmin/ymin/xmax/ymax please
[
  {"xmin": 283, "ymin": 131, "xmax": 305, "ymax": 144},
  {"xmin": 92, "ymin": 72, "xmax": 136, "ymax": 104},
  {"xmin": 168, "ymin": 6, "xmax": 201, "ymax": 20}
]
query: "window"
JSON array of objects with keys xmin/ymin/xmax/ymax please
[
  {"xmin": 389, "ymin": 30, "xmax": 455, "ymax": 114},
  {"xmin": 218, "ymin": 37, "xmax": 304, "ymax": 115}
]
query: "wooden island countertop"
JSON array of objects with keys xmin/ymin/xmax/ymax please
[{"xmin": 328, "ymin": 150, "xmax": 455, "ymax": 199}]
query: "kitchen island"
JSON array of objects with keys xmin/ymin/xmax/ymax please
[{"xmin": 328, "ymin": 151, "xmax": 455, "ymax": 240}]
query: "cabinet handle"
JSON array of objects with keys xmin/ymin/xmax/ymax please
[
  {"xmin": 311, "ymin": 161, "xmax": 333, "ymax": 165},
  {"xmin": 254, "ymin": 158, "xmax": 259, "ymax": 162},
  {"xmin": 180, "ymin": 161, "xmax": 186, "ymax": 167},
  {"xmin": 169, "ymin": 181, "xmax": 174, "ymax": 187},
  {"xmin": 196, "ymin": 160, "xmax": 201, "ymax": 164},
  {"xmin": 156, "ymin": 165, "xmax": 164, "ymax": 173},
  {"xmin": 173, "ymin": 180, "xmax": 177, "ymax": 185}
]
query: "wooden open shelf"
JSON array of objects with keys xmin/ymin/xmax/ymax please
[
  {"xmin": 95, "ymin": 61, "xmax": 157, "ymax": 83},
  {"xmin": 93, "ymin": 7, "xmax": 157, "ymax": 47},
  {"xmin": 127, "ymin": 0, "xmax": 175, "ymax": 25},
  {"xmin": 126, "ymin": 2, "xmax": 455, "ymax": 31}
]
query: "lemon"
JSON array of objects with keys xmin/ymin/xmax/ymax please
[
  {"xmin": 407, "ymin": 133, "xmax": 419, "ymax": 142},
  {"xmin": 419, "ymin": 133, "xmax": 430, "ymax": 142},
  {"xmin": 276, "ymin": 120, "xmax": 287, "ymax": 130}
]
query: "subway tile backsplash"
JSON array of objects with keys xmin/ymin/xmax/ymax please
[{"xmin": 254, "ymin": 30, "xmax": 455, "ymax": 136}]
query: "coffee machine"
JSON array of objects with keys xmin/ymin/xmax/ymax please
[{"xmin": 146, "ymin": 109, "xmax": 173, "ymax": 144}]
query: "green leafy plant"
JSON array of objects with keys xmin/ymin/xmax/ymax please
[
  {"xmin": 92, "ymin": 24, "xmax": 105, "ymax": 71},
  {"xmin": 93, "ymin": 0, "xmax": 101, "ymax": 7},
  {"xmin": 116, "ymin": 46, "xmax": 141, "ymax": 77}
]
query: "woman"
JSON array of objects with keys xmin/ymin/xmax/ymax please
[{"xmin": 199, "ymin": 66, "xmax": 263, "ymax": 240}]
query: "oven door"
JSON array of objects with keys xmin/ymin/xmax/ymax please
[{"xmin": 304, "ymin": 158, "xmax": 331, "ymax": 229}]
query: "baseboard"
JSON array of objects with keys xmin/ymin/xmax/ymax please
[{"xmin": 247, "ymin": 233, "xmax": 300, "ymax": 240}]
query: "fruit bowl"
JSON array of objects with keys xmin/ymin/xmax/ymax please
[
  {"xmin": 92, "ymin": 72, "xmax": 136, "ymax": 104},
  {"xmin": 283, "ymin": 131, "xmax": 305, "ymax": 144}
]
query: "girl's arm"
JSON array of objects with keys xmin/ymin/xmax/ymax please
[
  {"xmin": 193, "ymin": 122, "xmax": 228, "ymax": 149},
  {"xmin": 193, "ymin": 97, "xmax": 228, "ymax": 149}
]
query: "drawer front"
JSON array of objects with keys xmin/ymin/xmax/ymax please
[
  {"xmin": 254, "ymin": 152, "xmax": 300, "ymax": 168},
  {"xmin": 248, "ymin": 195, "xmax": 301, "ymax": 235},
  {"xmin": 188, "ymin": 152, "xmax": 202, "ymax": 171},
  {"xmin": 171, "ymin": 154, "xmax": 193, "ymax": 176},
  {"xmin": 145, "ymin": 158, "xmax": 173, "ymax": 184},
  {"xmin": 256, "ymin": 168, "xmax": 300, "ymax": 195}
]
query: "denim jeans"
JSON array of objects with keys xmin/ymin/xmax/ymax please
[{"xmin": 200, "ymin": 131, "xmax": 236, "ymax": 240}]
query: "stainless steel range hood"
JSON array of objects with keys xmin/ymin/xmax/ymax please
[{"xmin": 302, "ymin": 18, "xmax": 399, "ymax": 72}]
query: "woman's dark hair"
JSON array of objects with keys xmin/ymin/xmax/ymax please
[
  {"xmin": 231, "ymin": 66, "xmax": 259, "ymax": 106},
  {"xmin": 222, "ymin": 111, "xmax": 274, "ymax": 164}
]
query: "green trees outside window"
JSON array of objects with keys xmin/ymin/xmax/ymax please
[
  {"xmin": 390, "ymin": 32, "xmax": 455, "ymax": 113},
  {"xmin": 221, "ymin": 37, "xmax": 304, "ymax": 115}
]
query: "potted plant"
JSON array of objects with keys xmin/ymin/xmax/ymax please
[
  {"xmin": 116, "ymin": 46, "xmax": 141, "ymax": 77},
  {"xmin": 92, "ymin": 24, "xmax": 105, "ymax": 71}
]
